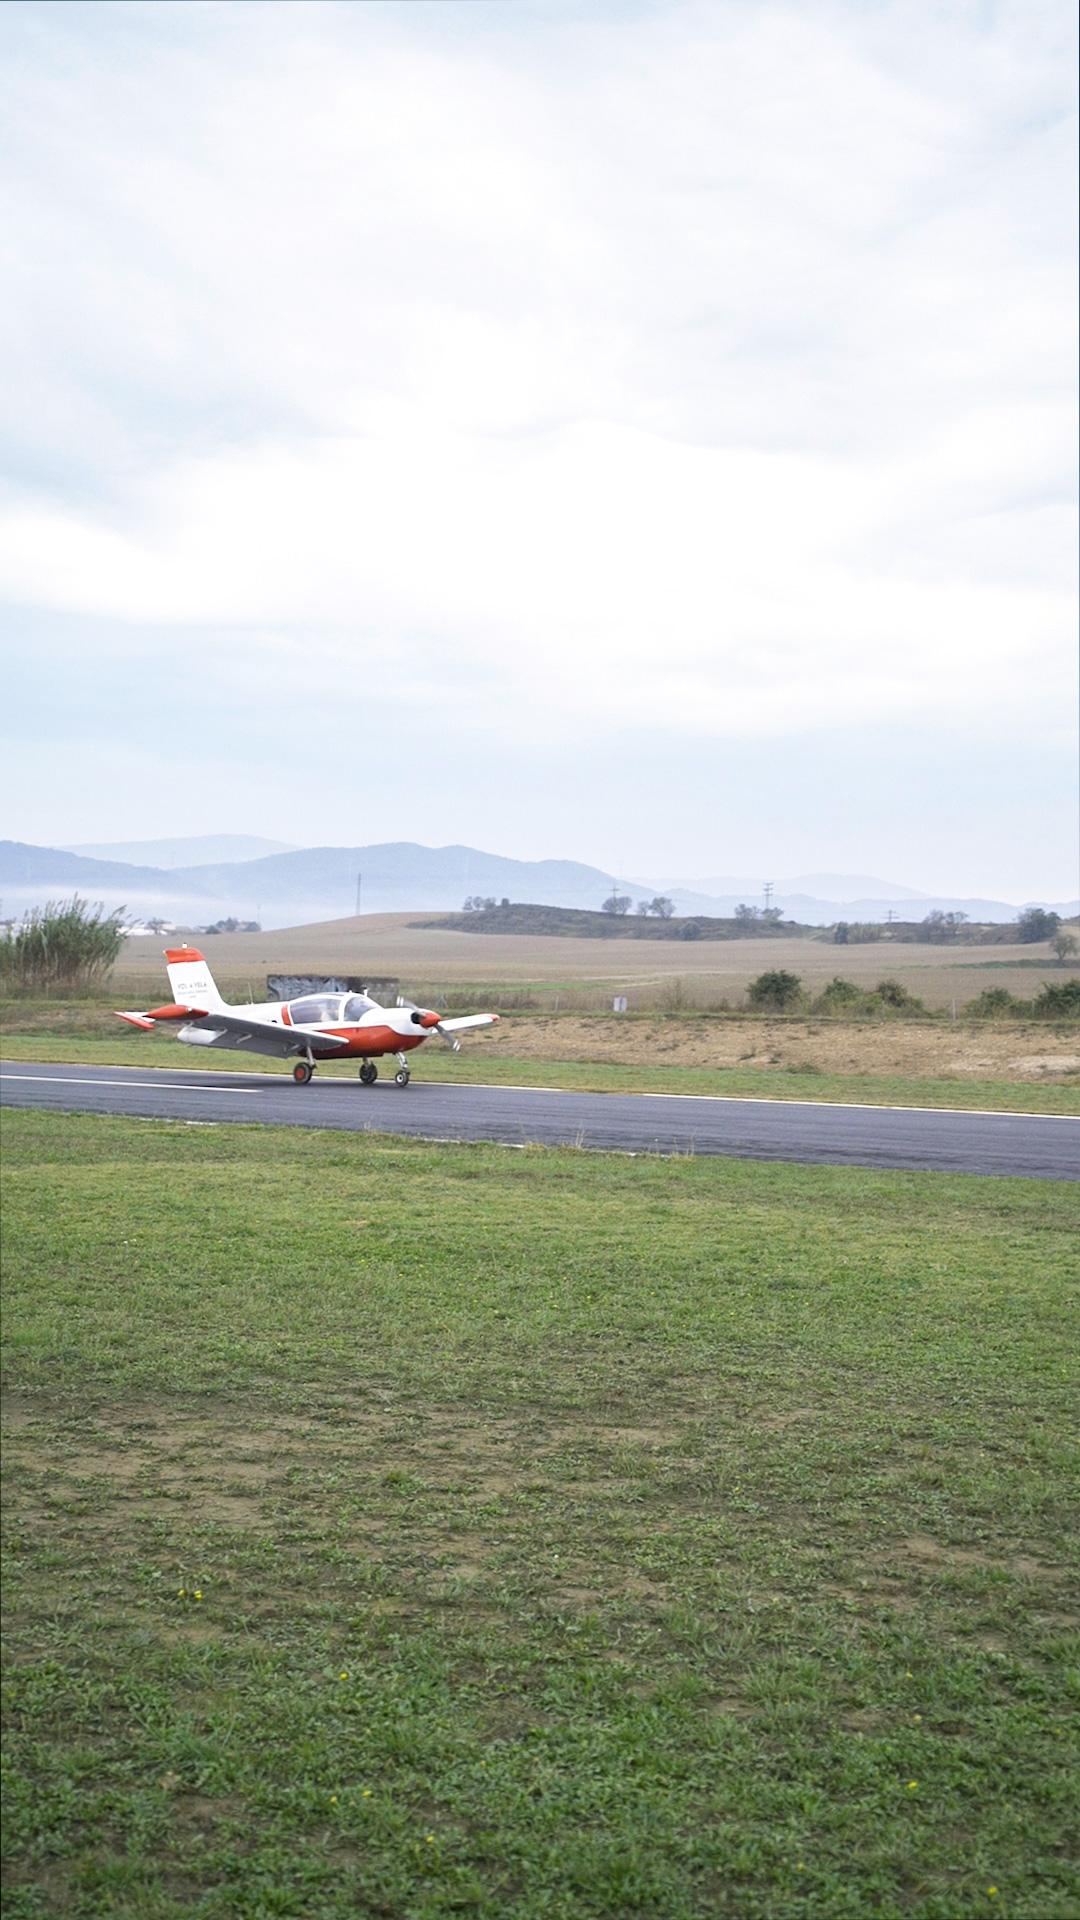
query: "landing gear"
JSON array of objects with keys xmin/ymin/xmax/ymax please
[
  {"xmin": 394, "ymin": 1052, "xmax": 411, "ymax": 1088},
  {"xmin": 359, "ymin": 1061, "xmax": 378, "ymax": 1085},
  {"xmin": 292, "ymin": 1060, "xmax": 314, "ymax": 1086}
]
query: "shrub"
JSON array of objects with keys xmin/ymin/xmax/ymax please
[
  {"xmin": 871, "ymin": 979, "xmax": 923, "ymax": 1011},
  {"xmin": 747, "ymin": 969, "xmax": 802, "ymax": 1011},
  {"xmin": 815, "ymin": 976, "xmax": 862, "ymax": 1014},
  {"xmin": 966, "ymin": 988, "xmax": 1021, "ymax": 1019},
  {"xmin": 1032, "ymin": 979, "xmax": 1080, "ymax": 1018},
  {"xmin": 0, "ymin": 896, "xmax": 126, "ymax": 994}
]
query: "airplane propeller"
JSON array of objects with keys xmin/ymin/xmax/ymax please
[{"xmin": 397, "ymin": 996, "xmax": 461, "ymax": 1050}]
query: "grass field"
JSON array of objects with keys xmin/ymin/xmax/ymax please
[
  {"xmin": 107, "ymin": 915, "xmax": 1077, "ymax": 1012},
  {"xmin": 2, "ymin": 1111, "xmax": 1078, "ymax": 1917}
]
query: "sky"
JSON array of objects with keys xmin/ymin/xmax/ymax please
[{"xmin": 1, "ymin": 0, "xmax": 1077, "ymax": 900}]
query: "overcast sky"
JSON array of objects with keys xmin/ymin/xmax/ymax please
[{"xmin": 1, "ymin": 0, "xmax": 1076, "ymax": 898}]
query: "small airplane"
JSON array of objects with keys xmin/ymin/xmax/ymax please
[{"xmin": 116, "ymin": 947, "xmax": 498, "ymax": 1086}]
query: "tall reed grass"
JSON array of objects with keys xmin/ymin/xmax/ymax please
[{"xmin": 0, "ymin": 897, "xmax": 127, "ymax": 994}]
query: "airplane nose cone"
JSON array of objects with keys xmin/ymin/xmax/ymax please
[{"xmin": 417, "ymin": 1010, "xmax": 441, "ymax": 1029}]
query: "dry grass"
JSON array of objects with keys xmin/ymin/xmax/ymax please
[
  {"xmin": 112, "ymin": 913, "xmax": 1075, "ymax": 1011},
  {"xmin": 459, "ymin": 1013, "xmax": 1080, "ymax": 1082}
]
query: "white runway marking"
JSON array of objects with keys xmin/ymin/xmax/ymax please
[
  {"xmin": 1, "ymin": 1067, "xmax": 1073, "ymax": 1123},
  {"xmin": 3, "ymin": 1074, "xmax": 259, "ymax": 1096},
  {"xmin": 462, "ymin": 1083, "xmax": 1074, "ymax": 1121}
]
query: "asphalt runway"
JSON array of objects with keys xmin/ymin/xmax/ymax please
[{"xmin": 2, "ymin": 1059, "xmax": 1078, "ymax": 1179}]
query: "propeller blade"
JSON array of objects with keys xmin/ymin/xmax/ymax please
[{"xmin": 435, "ymin": 1024, "xmax": 461, "ymax": 1052}]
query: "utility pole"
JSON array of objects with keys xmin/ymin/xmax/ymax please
[
  {"xmin": 355, "ymin": 871, "xmax": 362, "ymax": 918},
  {"xmin": 763, "ymin": 880, "xmax": 773, "ymax": 913}
]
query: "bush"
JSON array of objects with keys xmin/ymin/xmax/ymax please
[
  {"xmin": 747, "ymin": 969, "xmax": 802, "ymax": 1011},
  {"xmin": 869, "ymin": 979, "xmax": 924, "ymax": 1012},
  {"xmin": 966, "ymin": 988, "xmax": 1021, "ymax": 1019},
  {"xmin": 0, "ymin": 896, "xmax": 127, "ymax": 994},
  {"xmin": 814, "ymin": 976, "xmax": 862, "ymax": 1014},
  {"xmin": 1033, "ymin": 979, "xmax": 1080, "ymax": 1018}
]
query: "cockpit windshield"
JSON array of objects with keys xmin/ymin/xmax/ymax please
[
  {"xmin": 344, "ymin": 995, "xmax": 376, "ymax": 1022},
  {"xmin": 288, "ymin": 996, "xmax": 346, "ymax": 1027}
]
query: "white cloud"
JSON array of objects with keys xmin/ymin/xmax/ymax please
[{"xmin": 0, "ymin": 0, "xmax": 1076, "ymax": 754}]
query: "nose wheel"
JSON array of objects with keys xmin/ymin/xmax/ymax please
[
  {"xmin": 394, "ymin": 1053, "xmax": 411, "ymax": 1088},
  {"xmin": 292, "ymin": 1060, "xmax": 314, "ymax": 1085},
  {"xmin": 359, "ymin": 1061, "xmax": 378, "ymax": 1085}
]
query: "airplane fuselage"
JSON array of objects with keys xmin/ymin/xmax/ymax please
[{"xmin": 175, "ymin": 991, "xmax": 438, "ymax": 1057}]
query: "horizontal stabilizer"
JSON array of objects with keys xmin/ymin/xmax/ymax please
[{"xmin": 115, "ymin": 1003, "xmax": 207, "ymax": 1029}]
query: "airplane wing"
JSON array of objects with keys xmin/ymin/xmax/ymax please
[
  {"xmin": 438, "ymin": 1014, "xmax": 499, "ymax": 1033},
  {"xmin": 116, "ymin": 1009, "xmax": 349, "ymax": 1060},
  {"xmin": 183, "ymin": 1013, "xmax": 352, "ymax": 1059}
]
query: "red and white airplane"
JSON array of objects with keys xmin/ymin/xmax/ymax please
[{"xmin": 116, "ymin": 947, "xmax": 498, "ymax": 1086}]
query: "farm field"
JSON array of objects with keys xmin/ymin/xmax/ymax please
[
  {"xmin": 2, "ymin": 1112, "xmax": 1079, "ymax": 1918},
  {"xmin": 4, "ymin": 1003, "xmax": 1079, "ymax": 1115},
  {"xmin": 108, "ymin": 914, "xmax": 1078, "ymax": 1011}
]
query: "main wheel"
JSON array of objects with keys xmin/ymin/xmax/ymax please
[
  {"xmin": 394, "ymin": 1068, "xmax": 410, "ymax": 1088},
  {"xmin": 292, "ymin": 1060, "xmax": 314, "ymax": 1085},
  {"xmin": 359, "ymin": 1061, "xmax": 377, "ymax": 1085}
]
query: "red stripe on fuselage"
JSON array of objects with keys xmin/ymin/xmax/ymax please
[{"xmin": 315, "ymin": 1025, "xmax": 425, "ymax": 1056}]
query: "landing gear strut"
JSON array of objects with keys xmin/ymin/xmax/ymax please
[
  {"xmin": 394, "ymin": 1051, "xmax": 411, "ymax": 1088},
  {"xmin": 292, "ymin": 1059, "xmax": 314, "ymax": 1086},
  {"xmin": 359, "ymin": 1061, "xmax": 378, "ymax": 1085}
]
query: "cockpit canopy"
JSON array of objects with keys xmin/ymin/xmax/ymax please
[{"xmin": 287, "ymin": 993, "xmax": 377, "ymax": 1028}]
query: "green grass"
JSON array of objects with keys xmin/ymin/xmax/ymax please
[
  {"xmin": 3, "ymin": 1027, "xmax": 1078, "ymax": 1115},
  {"xmin": 2, "ymin": 1111, "xmax": 1078, "ymax": 1918}
]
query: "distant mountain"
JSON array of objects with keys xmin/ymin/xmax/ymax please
[
  {"xmin": 781, "ymin": 873, "xmax": 929, "ymax": 902},
  {"xmin": 169, "ymin": 843, "xmax": 649, "ymax": 917},
  {"xmin": 1, "ymin": 840, "xmax": 1074, "ymax": 932},
  {"xmin": 0, "ymin": 839, "xmax": 654, "ymax": 929},
  {"xmin": 0, "ymin": 841, "xmax": 178, "ymax": 889},
  {"xmin": 66, "ymin": 834, "xmax": 295, "ymax": 868},
  {"xmin": 645, "ymin": 872, "xmax": 928, "ymax": 903}
]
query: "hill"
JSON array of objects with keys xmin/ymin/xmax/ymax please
[
  {"xmin": 0, "ymin": 840, "xmax": 652, "ymax": 927},
  {"xmin": 415, "ymin": 904, "xmax": 801, "ymax": 940},
  {"xmin": 1, "ymin": 839, "xmax": 1075, "ymax": 933},
  {"xmin": 65, "ymin": 834, "xmax": 294, "ymax": 868}
]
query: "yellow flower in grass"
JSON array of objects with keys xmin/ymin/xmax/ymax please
[{"xmin": 906, "ymin": 1780, "xmax": 918, "ymax": 1792}]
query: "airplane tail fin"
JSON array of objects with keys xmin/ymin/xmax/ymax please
[{"xmin": 164, "ymin": 946, "xmax": 225, "ymax": 1009}]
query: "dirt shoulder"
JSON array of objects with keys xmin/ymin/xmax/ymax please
[{"xmin": 469, "ymin": 1014, "xmax": 1080, "ymax": 1083}]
